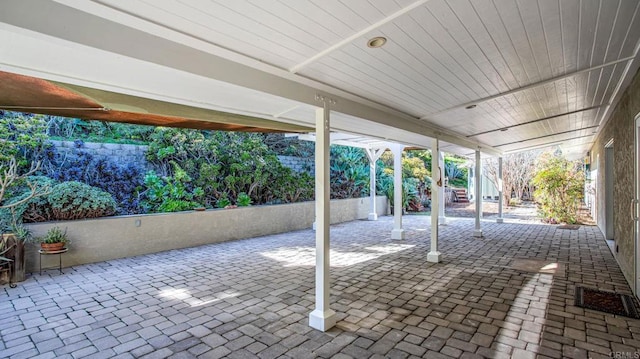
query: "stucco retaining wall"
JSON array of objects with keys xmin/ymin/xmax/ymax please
[
  {"xmin": 589, "ymin": 67, "xmax": 640, "ymax": 289},
  {"xmin": 24, "ymin": 196, "xmax": 388, "ymax": 272}
]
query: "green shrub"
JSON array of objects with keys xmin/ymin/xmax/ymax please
[
  {"xmin": 46, "ymin": 181, "xmax": 116, "ymax": 220},
  {"xmin": 144, "ymin": 128, "xmax": 314, "ymax": 207},
  {"xmin": 141, "ymin": 163, "xmax": 203, "ymax": 213},
  {"xmin": 237, "ymin": 192, "xmax": 251, "ymax": 207},
  {"xmin": 531, "ymin": 153, "xmax": 584, "ymax": 224},
  {"xmin": 11, "ymin": 179, "xmax": 116, "ymax": 222}
]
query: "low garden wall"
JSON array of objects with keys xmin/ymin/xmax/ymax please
[{"xmin": 25, "ymin": 196, "xmax": 388, "ymax": 272}]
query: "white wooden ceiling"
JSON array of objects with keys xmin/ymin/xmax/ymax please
[{"xmin": 2, "ymin": 0, "xmax": 640, "ymax": 159}]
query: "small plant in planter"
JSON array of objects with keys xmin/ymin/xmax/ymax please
[{"xmin": 37, "ymin": 227, "xmax": 68, "ymax": 252}]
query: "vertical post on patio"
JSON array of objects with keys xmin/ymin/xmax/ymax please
[
  {"xmin": 428, "ymin": 138, "xmax": 441, "ymax": 263},
  {"xmin": 391, "ymin": 143, "xmax": 405, "ymax": 239},
  {"xmin": 366, "ymin": 148, "xmax": 384, "ymax": 221},
  {"xmin": 438, "ymin": 148, "xmax": 446, "ymax": 225},
  {"xmin": 497, "ymin": 156, "xmax": 504, "ymax": 223},
  {"xmin": 309, "ymin": 96, "xmax": 336, "ymax": 331},
  {"xmin": 473, "ymin": 149, "xmax": 483, "ymax": 237}
]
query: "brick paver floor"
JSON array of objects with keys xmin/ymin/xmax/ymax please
[{"xmin": 2, "ymin": 216, "xmax": 640, "ymax": 358}]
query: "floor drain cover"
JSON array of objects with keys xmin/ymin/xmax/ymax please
[{"xmin": 575, "ymin": 286, "xmax": 640, "ymax": 318}]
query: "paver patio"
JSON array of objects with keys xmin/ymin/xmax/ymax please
[{"xmin": 1, "ymin": 215, "xmax": 639, "ymax": 358}]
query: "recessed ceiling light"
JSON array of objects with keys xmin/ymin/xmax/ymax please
[
  {"xmin": 367, "ymin": 36, "xmax": 387, "ymax": 48},
  {"xmin": 465, "ymin": 104, "xmax": 477, "ymax": 109}
]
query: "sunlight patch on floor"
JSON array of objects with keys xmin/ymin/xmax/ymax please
[
  {"xmin": 260, "ymin": 243, "xmax": 415, "ymax": 267},
  {"xmin": 158, "ymin": 287, "xmax": 240, "ymax": 307}
]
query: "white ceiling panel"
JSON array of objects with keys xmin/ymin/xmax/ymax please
[{"xmin": 3, "ymin": 0, "xmax": 640, "ymax": 158}]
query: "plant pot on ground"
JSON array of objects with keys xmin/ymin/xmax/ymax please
[
  {"xmin": 6, "ymin": 224, "xmax": 33, "ymax": 282},
  {"xmin": 37, "ymin": 226, "xmax": 68, "ymax": 252}
]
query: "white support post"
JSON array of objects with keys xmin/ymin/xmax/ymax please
[
  {"xmin": 365, "ymin": 148, "xmax": 384, "ymax": 221},
  {"xmin": 473, "ymin": 150, "xmax": 483, "ymax": 238},
  {"xmin": 428, "ymin": 138, "xmax": 441, "ymax": 263},
  {"xmin": 309, "ymin": 98, "xmax": 336, "ymax": 332},
  {"xmin": 496, "ymin": 157, "xmax": 504, "ymax": 224},
  {"xmin": 438, "ymin": 149, "xmax": 446, "ymax": 225},
  {"xmin": 391, "ymin": 144, "xmax": 405, "ymax": 240}
]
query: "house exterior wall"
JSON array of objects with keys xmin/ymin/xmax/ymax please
[
  {"xmin": 590, "ymin": 68, "xmax": 640, "ymax": 288},
  {"xmin": 24, "ymin": 196, "xmax": 388, "ymax": 272}
]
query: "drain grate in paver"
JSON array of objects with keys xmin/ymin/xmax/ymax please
[
  {"xmin": 558, "ymin": 224, "xmax": 580, "ymax": 230},
  {"xmin": 575, "ymin": 286, "xmax": 640, "ymax": 319}
]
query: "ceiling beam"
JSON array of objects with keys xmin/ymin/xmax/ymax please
[
  {"xmin": 466, "ymin": 105, "xmax": 606, "ymax": 138},
  {"xmin": 288, "ymin": 0, "xmax": 431, "ymax": 74},
  {"xmin": 502, "ymin": 134, "xmax": 595, "ymax": 153},
  {"xmin": 495, "ymin": 126, "xmax": 598, "ymax": 147},
  {"xmin": 0, "ymin": 0, "xmax": 501, "ymax": 157},
  {"xmin": 425, "ymin": 56, "xmax": 634, "ymax": 118}
]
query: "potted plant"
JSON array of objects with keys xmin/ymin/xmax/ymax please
[
  {"xmin": 7, "ymin": 222, "xmax": 32, "ymax": 282},
  {"xmin": 37, "ymin": 227, "xmax": 68, "ymax": 252},
  {"xmin": 0, "ymin": 228, "xmax": 15, "ymax": 287}
]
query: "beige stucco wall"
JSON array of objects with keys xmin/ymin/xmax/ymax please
[
  {"xmin": 590, "ymin": 68, "xmax": 640, "ymax": 288},
  {"xmin": 25, "ymin": 196, "xmax": 388, "ymax": 272}
]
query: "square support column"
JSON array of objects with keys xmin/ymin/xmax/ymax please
[
  {"xmin": 438, "ymin": 148, "xmax": 446, "ymax": 225},
  {"xmin": 391, "ymin": 144, "xmax": 405, "ymax": 240},
  {"xmin": 365, "ymin": 148, "xmax": 384, "ymax": 221},
  {"xmin": 309, "ymin": 99, "xmax": 335, "ymax": 332},
  {"xmin": 496, "ymin": 156, "xmax": 504, "ymax": 224},
  {"xmin": 473, "ymin": 150, "xmax": 483, "ymax": 238},
  {"xmin": 428, "ymin": 138, "xmax": 441, "ymax": 263}
]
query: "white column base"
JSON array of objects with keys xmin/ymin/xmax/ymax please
[
  {"xmin": 368, "ymin": 213, "xmax": 378, "ymax": 221},
  {"xmin": 496, "ymin": 218, "xmax": 504, "ymax": 224},
  {"xmin": 312, "ymin": 221, "xmax": 317, "ymax": 231},
  {"xmin": 473, "ymin": 229, "xmax": 483, "ymax": 238},
  {"xmin": 427, "ymin": 251, "xmax": 441, "ymax": 263},
  {"xmin": 309, "ymin": 309, "xmax": 336, "ymax": 332},
  {"xmin": 391, "ymin": 229, "xmax": 405, "ymax": 240},
  {"xmin": 438, "ymin": 216, "xmax": 447, "ymax": 225}
]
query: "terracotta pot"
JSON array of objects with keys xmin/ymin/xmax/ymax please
[{"xmin": 40, "ymin": 242, "xmax": 65, "ymax": 252}]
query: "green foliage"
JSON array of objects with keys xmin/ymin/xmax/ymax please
[
  {"xmin": 11, "ymin": 223, "xmax": 32, "ymax": 243},
  {"xmin": 144, "ymin": 128, "xmax": 314, "ymax": 208},
  {"xmin": 531, "ymin": 152, "xmax": 584, "ymax": 224},
  {"xmin": 237, "ymin": 192, "xmax": 252, "ymax": 207},
  {"xmin": 0, "ymin": 111, "xmax": 51, "ymax": 170},
  {"xmin": 9, "ymin": 178, "xmax": 115, "ymax": 222},
  {"xmin": 379, "ymin": 150, "xmax": 431, "ymax": 212},
  {"xmin": 46, "ymin": 181, "xmax": 117, "ymax": 221},
  {"xmin": 141, "ymin": 163, "xmax": 204, "ymax": 213},
  {"xmin": 330, "ymin": 146, "xmax": 369, "ymax": 199},
  {"xmin": 48, "ymin": 118, "xmax": 154, "ymax": 144},
  {"xmin": 38, "ymin": 226, "xmax": 68, "ymax": 244}
]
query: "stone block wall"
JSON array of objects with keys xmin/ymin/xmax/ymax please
[
  {"xmin": 589, "ymin": 67, "xmax": 640, "ymax": 290},
  {"xmin": 50, "ymin": 140, "xmax": 150, "ymax": 170},
  {"xmin": 277, "ymin": 155, "xmax": 314, "ymax": 173}
]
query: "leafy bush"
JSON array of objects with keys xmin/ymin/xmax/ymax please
[
  {"xmin": 46, "ymin": 181, "xmax": 116, "ymax": 220},
  {"xmin": 330, "ymin": 146, "xmax": 369, "ymax": 199},
  {"xmin": 48, "ymin": 118, "xmax": 154, "ymax": 144},
  {"xmin": 141, "ymin": 163, "xmax": 204, "ymax": 213},
  {"xmin": 47, "ymin": 148, "xmax": 144, "ymax": 215},
  {"xmin": 144, "ymin": 128, "xmax": 314, "ymax": 207},
  {"xmin": 0, "ymin": 111, "xmax": 51, "ymax": 170},
  {"xmin": 237, "ymin": 192, "xmax": 252, "ymax": 207},
  {"xmin": 531, "ymin": 153, "xmax": 584, "ymax": 224},
  {"xmin": 14, "ymin": 180, "xmax": 116, "ymax": 222},
  {"xmin": 1, "ymin": 176, "xmax": 57, "ymax": 224}
]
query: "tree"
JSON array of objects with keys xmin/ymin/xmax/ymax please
[
  {"xmin": 484, "ymin": 151, "xmax": 539, "ymax": 206},
  {"xmin": 530, "ymin": 152, "xmax": 584, "ymax": 224}
]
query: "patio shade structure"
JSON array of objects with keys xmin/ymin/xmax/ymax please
[{"xmin": 1, "ymin": 0, "xmax": 640, "ymax": 332}]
